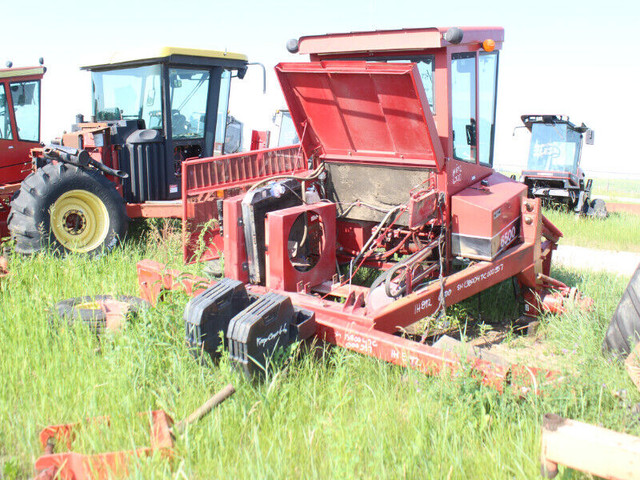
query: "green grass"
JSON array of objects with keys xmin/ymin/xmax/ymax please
[
  {"xmin": 592, "ymin": 178, "xmax": 640, "ymax": 200},
  {"xmin": 543, "ymin": 208, "xmax": 640, "ymax": 252},
  {"xmin": 1, "ymin": 230, "xmax": 638, "ymax": 479}
]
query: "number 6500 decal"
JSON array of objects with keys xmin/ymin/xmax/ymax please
[{"xmin": 500, "ymin": 225, "xmax": 517, "ymax": 249}]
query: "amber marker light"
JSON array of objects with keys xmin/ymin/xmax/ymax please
[{"xmin": 482, "ymin": 39, "xmax": 496, "ymax": 52}]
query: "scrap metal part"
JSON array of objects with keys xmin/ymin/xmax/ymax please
[
  {"xmin": 52, "ymin": 295, "xmax": 151, "ymax": 332},
  {"xmin": 33, "ymin": 385, "xmax": 235, "ymax": 480}
]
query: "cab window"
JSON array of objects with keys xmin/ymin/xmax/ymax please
[
  {"xmin": 169, "ymin": 68, "xmax": 210, "ymax": 139},
  {"xmin": 341, "ymin": 55, "xmax": 436, "ymax": 113},
  {"xmin": 10, "ymin": 80, "xmax": 40, "ymax": 142},
  {"xmin": 0, "ymin": 84, "xmax": 13, "ymax": 140},
  {"xmin": 451, "ymin": 53, "xmax": 476, "ymax": 162},
  {"xmin": 214, "ymin": 69, "xmax": 232, "ymax": 154},
  {"xmin": 478, "ymin": 52, "xmax": 499, "ymax": 166}
]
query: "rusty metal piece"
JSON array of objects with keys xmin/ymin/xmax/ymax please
[{"xmin": 33, "ymin": 385, "xmax": 235, "ymax": 480}]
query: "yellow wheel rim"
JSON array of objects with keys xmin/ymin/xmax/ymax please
[
  {"xmin": 74, "ymin": 301, "xmax": 102, "ymax": 311},
  {"xmin": 49, "ymin": 190, "xmax": 109, "ymax": 253}
]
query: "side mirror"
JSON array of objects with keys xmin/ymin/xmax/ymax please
[{"xmin": 585, "ymin": 129, "xmax": 595, "ymax": 145}]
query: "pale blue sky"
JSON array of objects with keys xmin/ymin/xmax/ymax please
[{"xmin": 3, "ymin": 0, "xmax": 639, "ymax": 176}]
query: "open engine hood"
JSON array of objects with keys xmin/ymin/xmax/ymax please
[{"xmin": 275, "ymin": 61, "xmax": 444, "ymax": 171}]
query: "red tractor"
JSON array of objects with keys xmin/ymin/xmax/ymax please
[
  {"xmin": 136, "ymin": 27, "xmax": 591, "ymax": 388},
  {"xmin": 0, "ymin": 63, "xmax": 46, "ymax": 238},
  {"xmin": 519, "ymin": 114, "xmax": 606, "ymax": 217},
  {"xmin": 7, "ymin": 48, "xmax": 259, "ymax": 255}
]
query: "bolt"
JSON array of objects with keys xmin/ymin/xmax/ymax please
[
  {"xmin": 525, "ymin": 202, "xmax": 533, "ymax": 212},
  {"xmin": 524, "ymin": 216, "xmax": 533, "ymax": 225}
]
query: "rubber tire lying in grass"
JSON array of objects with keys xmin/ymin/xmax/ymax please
[
  {"xmin": 585, "ymin": 198, "xmax": 608, "ymax": 219},
  {"xmin": 8, "ymin": 163, "xmax": 128, "ymax": 255},
  {"xmin": 52, "ymin": 295, "xmax": 150, "ymax": 333},
  {"xmin": 602, "ymin": 264, "xmax": 640, "ymax": 358}
]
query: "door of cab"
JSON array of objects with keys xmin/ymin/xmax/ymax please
[{"xmin": 0, "ymin": 78, "xmax": 41, "ymax": 185}]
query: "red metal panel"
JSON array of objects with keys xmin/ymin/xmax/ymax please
[
  {"xmin": 223, "ymin": 194, "xmax": 249, "ymax": 283},
  {"xmin": 265, "ymin": 202, "xmax": 336, "ymax": 291},
  {"xmin": 181, "ymin": 145, "xmax": 306, "ymax": 263},
  {"xmin": 275, "ymin": 61, "xmax": 444, "ymax": 170}
]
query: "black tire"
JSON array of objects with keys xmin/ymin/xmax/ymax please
[
  {"xmin": 586, "ymin": 198, "xmax": 608, "ymax": 219},
  {"xmin": 603, "ymin": 264, "xmax": 640, "ymax": 358},
  {"xmin": 52, "ymin": 295, "xmax": 150, "ymax": 332},
  {"xmin": 8, "ymin": 163, "xmax": 128, "ymax": 255}
]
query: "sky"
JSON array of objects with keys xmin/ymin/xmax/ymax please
[{"xmin": 2, "ymin": 0, "xmax": 639, "ymax": 177}]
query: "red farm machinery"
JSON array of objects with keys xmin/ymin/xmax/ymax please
[
  {"xmin": 134, "ymin": 26, "xmax": 591, "ymax": 391},
  {"xmin": 519, "ymin": 114, "xmax": 606, "ymax": 217},
  {"xmin": 0, "ymin": 63, "xmax": 45, "ymax": 238},
  {"xmin": 5, "ymin": 48, "xmax": 270, "ymax": 255}
]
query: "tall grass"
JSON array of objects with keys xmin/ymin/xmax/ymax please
[
  {"xmin": 0, "ymin": 232, "xmax": 638, "ymax": 479},
  {"xmin": 543, "ymin": 209, "xmax": 640, "ymax": 252}
]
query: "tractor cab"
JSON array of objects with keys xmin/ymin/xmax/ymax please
[
  {"xmin": 78, "ymin": 48, "xmax": 249, "ymax": 202},
  {"xmin": 0, "ymin": 65, "xmax": 45, "ymax": 185},
  {"xmin": 519, "ymin": 114, "xmax": 600, "ymax": 214},
  {"xmin": 521, "ymin": 114, "xmax": 590, "ymax": 178}
]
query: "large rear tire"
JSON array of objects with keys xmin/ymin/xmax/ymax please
[
  {"xmin": 8, "ymin": 163, "xmax": 128, "ymax": 255},
  {"xmin": 603, "ymin": 264, "xmax": 640, "ymax": 358}
]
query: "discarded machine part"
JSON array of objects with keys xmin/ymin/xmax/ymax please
[
  {"xmin": 227, "ymin": 291, "xmax": 316, "ymax": 378},
  {"xmin": 540, "ymin": 413, "xmax": 640, "ymax": 479},
  {"xmin": 52, "ymin": 295, "xmax": 150, "ymax": 332},
  {"xmin": 33, "ymin": 384, "xmax": 235, "ymax": 480},
  {"xmin": 185, "ymin": 279, "xmax": 316, "ymax": 376},
  {"xmin": 603, "ymin": 264, "xmax": 640, "ymax": 358},
  {"xmin": 184, "ymin": 278, "xmax": 250, "ymax": 359}
]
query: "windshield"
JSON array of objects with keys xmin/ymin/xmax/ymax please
[
  {"xmin": 91, "ymin": 65, "xmax": 162, "ymax": 127},
  {"xmin": 527, "ymin": 123, "xmax": 581, "ymax": 173}
]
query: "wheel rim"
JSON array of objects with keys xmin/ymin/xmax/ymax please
[{"xmin": 50, "ymin": 190, "xmax": 109, "ymax": 253}]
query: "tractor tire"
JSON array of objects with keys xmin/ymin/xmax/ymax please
[
  {"xmin": 52, "ymin": 295, "xmax": 150, "ymax": 333},
  {"xmin": 8, "ymin": 163, "xmax": 128, "ymax": 255},
  {"xmin": 586, "ymin": 198, "xmax": 607, "ymax": 219},
  {"xmin": 602, "ymin": 264, "xmax": 640, "ymax": 358}
]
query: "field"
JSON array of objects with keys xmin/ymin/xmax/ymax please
[
  {"xmin": 1, "ymin": 220, "xmax": 639, "ymax": 479},
  {"xmin": 592, "ymin": 178, "xmax": 640, "ymax": 200},
  {"xmin": 544, "ymin": 209, "xmax": 640, "ymax": 252}
]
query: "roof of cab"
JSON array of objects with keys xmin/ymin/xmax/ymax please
[
  {"xmin": 81, "ymin": 47, "xmax": 248, "ymax": 71},
  {"xmin": 0, "ymin": 66, "xmax": 46, "ymax": 80},
  {"xmin": 295, "ymin": 26, "xmax": 504, "ymax": 56}
]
